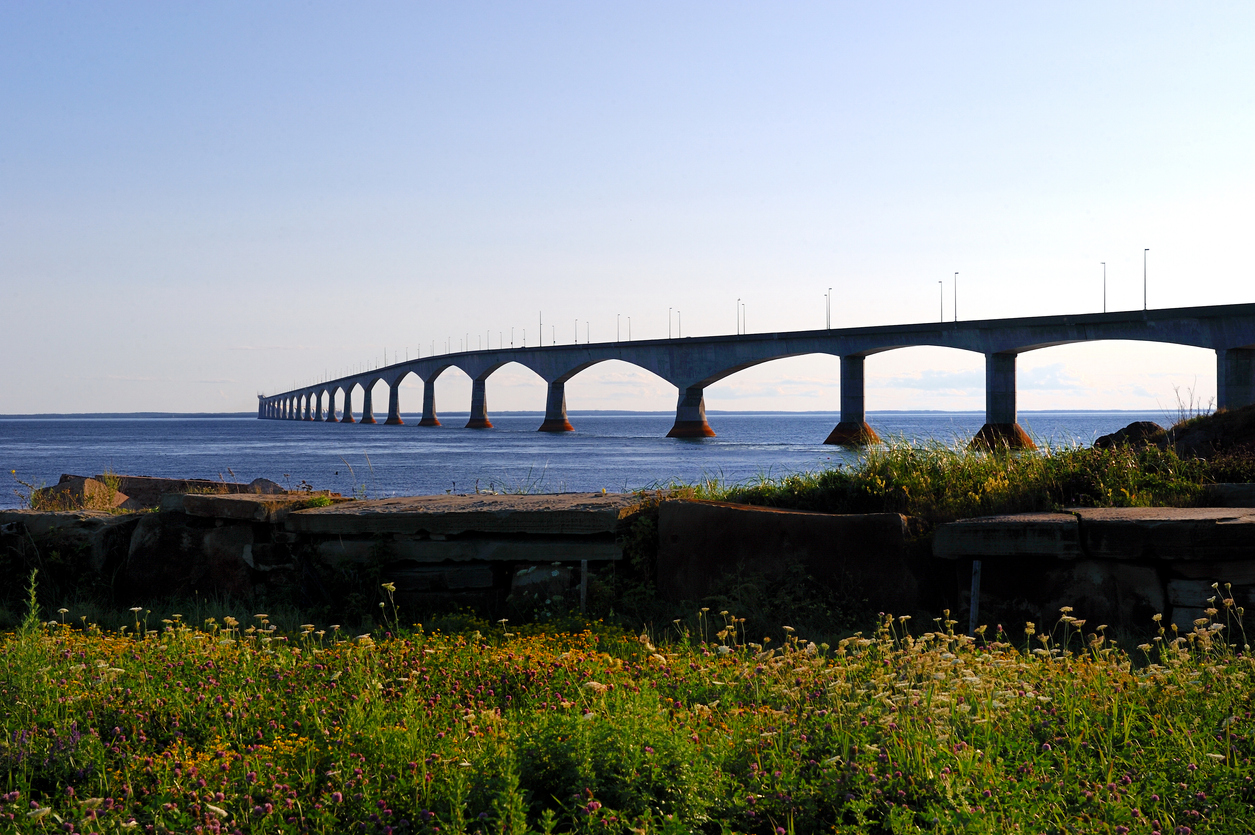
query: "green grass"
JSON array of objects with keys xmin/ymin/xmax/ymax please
[
  {"xmin": 675, "ymin": 441, "xmax": 1221, "ymax": 523},
  {"xmin": 3, "ymin": 589, "xmax": 1255, "ymax": 834}
]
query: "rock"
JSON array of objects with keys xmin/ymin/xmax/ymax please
[
  {"xmin": 1164, "ymin": 403, "xmax": 1255, "ymax": 458},
  {"xmin": 248, "ymin": 478, "xmax": 285, "ymax": 494},
  {"xmin": 33, "ymin": 477, "xmax": 129, "ymax": 511},
  {"xmin": 1093, "ymin": 421, "xmax": 1165, "ymax": 449}
]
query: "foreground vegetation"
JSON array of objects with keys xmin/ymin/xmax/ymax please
[
  {"xmin": 683, "ymin": 441, "xmax": 1255, "ymax": 524},
  {"xmin": 4, "ymin": 583, "xmax": 1255, "ymax": 834}
]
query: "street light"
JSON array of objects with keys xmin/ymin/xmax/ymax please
[
  {"xmin": 1102, "ymin": 262, "xmax": 1106, "ymax": 313},
  {"xmin": 677, "ymin": 310, "xmax": 681, "ymax": 338},
  {"xmin": 1143, "ymin": 249, "xmax": 1149, "ymax": 310},
  {"xmin": 736, "ymin": 298, "xmax": 741, "ymax": 334},
  {"xmin": 954, "ymin": 272, "xmax": 958, "ymax": 322},
  {"xmin": 826, "ymin": 287, "xmax": 832, "ymax": 329},
  {"xmin": 938, "ymin": 281, "xmax": 943, "ymax": 322},
  {"xmin": 668, "ymin": 308, "xmax": 672, "ymax": 339},
  {"xmin": 617, "ymin": 313, "xmax": 621, "ymax": 342}
]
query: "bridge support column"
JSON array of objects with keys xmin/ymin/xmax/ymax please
[
  {"xmin": 1218, "ymin": 348, "xmax": 1255, "ymax": 410},
  {"xmin": 667, "ymin": 387, "xmax": 715, "ymax": 438},
  {"xmin": 385, "ymin": 382, "xmax": 404, "ymax": 425},
  {"xmin": 466, "ymin": 378, "xmax": 493, "ymax": 428},
  {"xmin": 972, "ymin": 353, "xmax": 1035, "ymax": 449},
  {"xmin": 303, "ymin": 395, "xmax": 312, "ymax": 421},
  {"xmin": 418, "ymin": 378, "xmax": 441, "ymax": 426},
  {"xmin": 539, "ymin": 381, "xmax": 574, "ymax": 432},
  {"xmin": 325, "ymin": 391, "xmax": 339, "ymax": 422},
  {"xmin": 341, "ymin": 388, "xmax": 356, "ymax": 423},
  {"xmin": 824, "ymin": 356, "xmax": 881, "ymax": 445},
  {"xmin": 361, "ymin": 386, "xmax": 377, "ymax": 424},
  {"xmin": 313, "ymin": 393, "xmax": 323, "ymax": 421}
]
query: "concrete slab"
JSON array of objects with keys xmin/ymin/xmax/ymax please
[
  {"xmin": 164, "ymin": 492, "xmax": 349, "ymax": 523},
  {"xmin": 1073, "ymin": 507, "xmax": 1255, "ymax": 561},
  {"xmin": 933, "ymin": 513, "xmax": 1081, "ymax": 560},
  {"xmin": 315, "ymin": 537, "xmax": 622, "ymax": 565},
  {"xmin": 287, "ymin": 493, "xmax": 637, "ymax": 536}
]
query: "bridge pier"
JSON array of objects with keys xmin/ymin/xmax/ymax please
[
  {"xmin": 824, "ymin": 356, "xmax": 881, "ymax": 445},
  {"xmin": 418, "ymin": 378, "xmax": 441, "ymax": 426},
  {"xmin": 467, "ymin": 379, "xmax": 493, "ymax": 428},
  {"xmin": 341, "ymin": 387, "xmax": 356, "ymax": 423},
  {"xmin": 313, "ymin": 392, "xmax": 323, "ymax": 421},
  {"xmin": 325, "ymin": 391, "xmax": 338, "ymax": 422},
  {"xmin": 971, "ymin": 353, "xmax": 1035, "ymax": 449},
  {"xmin": 303, "ymin": 395, "xmax": 312, "ymax": 421},
  {"xmin": 361, "ymin": 386, "xmax": 377, "ymax": 424},
  {"xmin": 1218, "ymin": 348, "xmax": 1255, "ymax": 410},
  {"xmin": 385, "ymin": 382, "xmax": 404, "ymax": 425},
  {"xmin": 539, "ymin": 381, "xmax": 574, "ymax": 432},
  {"xmin": 667, "ymin": 387, "xmax": 715, "ymax": 438}
]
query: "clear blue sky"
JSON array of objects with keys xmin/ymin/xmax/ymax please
[{"xmin": 3, "ymin": 2, "xmax": 1251, "ymax": 415}]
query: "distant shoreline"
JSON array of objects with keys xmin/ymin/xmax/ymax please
[{"xmin": 0, "ymin": 408, "xmax": 1172, "ymax": 420}]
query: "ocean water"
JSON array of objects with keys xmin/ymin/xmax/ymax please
[{"xmin": 0, "ymin": 410, "xmax": 1169, "ymax": 509}]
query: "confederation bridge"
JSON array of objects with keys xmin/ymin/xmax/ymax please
[{"xmin": 259, "ymin": 303, "xmax": 1255, "ymax": 448}]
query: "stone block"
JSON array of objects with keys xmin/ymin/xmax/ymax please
[
  {"xmin": 33, "ymin": 477, "xmax": 129, "ymax": 511},
  {"xmin": 287, "ymin": 493, "xmax": 636, "ymax": 536},
  {"xmin": 934, "ymin": 513, "xmax": 1081, "ymax": 560},
  {"xmin": 173, "ymin": 492, "xmax": 344, "ymax": 523},
  {"xmin": 656, "ymin": 500, "xmax": 937, "ymax": 615}
]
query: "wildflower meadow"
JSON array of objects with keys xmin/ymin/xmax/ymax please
[{"xmin": 2, "ymin": 584, "xmax": 1255, "ymax": 834}]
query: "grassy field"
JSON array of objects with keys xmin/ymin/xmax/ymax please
[{"xmin": 3, "ymin": 583, "xmax": 1255, "ymax": 834}]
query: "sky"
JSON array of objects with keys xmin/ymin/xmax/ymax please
[{"xmin": 2, "ymin": 2, "xmax": 1252, "ymax": 416}]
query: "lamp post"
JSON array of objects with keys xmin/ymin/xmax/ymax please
[
  {"xmin": 826, "ymin": 287, "xmax": 831, "ymax": 329},
  {"xmin": 736, "ymin": 298, "xmax": 741, "ymax": 334},
  {"xmin": 677, "ymin": 310, "xmax": 681, "ymax": 338},
  {"xmin": 628, "ymin": 317, "xmax": 631, "ymax": 340},
  {"xmin": 954, "ymin": 272, "xmax": 958, "ymax": 322},
  {"xmin": 617, "ymin": 314, "xmax": 620, "ymax": 342},
  {"xmin": 938, "ymin": 281, "xmax": 943, "ymax": 322},
  {"xmin": 1143, "ymin": 249, "xmax": 1149, "ymax": 310},
  {"xmin": 668, "ymin": 308, "xmax": 672, "ymax": 339},
  {"xmin": 1102, "ymin": 262, "xmax": 1106, "ymax": 313}
]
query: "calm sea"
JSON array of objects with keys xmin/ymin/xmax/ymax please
[{"xmin": 0, "ymin": 411, "xmax": 1169, "ymax": 509}]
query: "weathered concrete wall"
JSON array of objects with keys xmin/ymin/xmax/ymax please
[
  {"xmin": 936, "ymin": 507, "xmax": 1255, "ymax": 632},
  {"xmin": 0, "ymin": 493, "xmax": 634, "ymax": 615},
  {"xmin": 656, "ymin": 500, "xmax": 947, "ymax": 617}
]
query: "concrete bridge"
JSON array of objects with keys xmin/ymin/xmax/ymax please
[{"xmin": 258, "ymin": 303, "xmax": 1255, "ymax": 448}]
